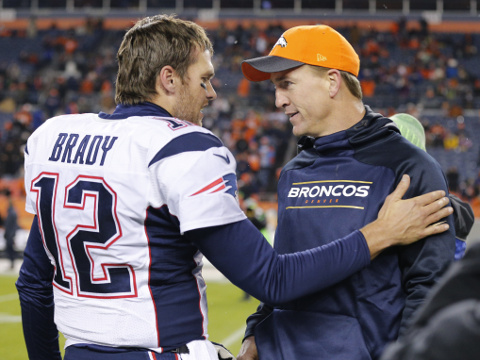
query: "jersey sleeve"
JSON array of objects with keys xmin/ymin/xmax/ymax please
[
  {"xmin": 16, "ymin": 217, "xmax": 61, "ymax": 360},
  {"xmin": 149, "ymin": 133, "xmax": 246, "ymax": 233},
  {"xmin": 185, "ymin": 219, "xmax": 371, "ymax": 305}
]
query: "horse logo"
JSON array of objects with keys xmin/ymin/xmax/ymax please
[{"xmin": 274, "ymin": 36, "xmax": 288, "ymax": 48}]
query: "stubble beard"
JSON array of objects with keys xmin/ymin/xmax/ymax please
[{"xmin": 173, "ymin": 85, "xmax": 202, "ymax": 126}]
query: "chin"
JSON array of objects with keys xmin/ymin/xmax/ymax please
[{"xmin": 292, "ymin": 128, "xmax": 303, "ymax": 137}]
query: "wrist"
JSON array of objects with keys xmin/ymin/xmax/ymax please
[{"xmin": 360, "ymin": 219, "xmax": 393, "ymax": 260}]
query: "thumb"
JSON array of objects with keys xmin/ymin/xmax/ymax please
[{"xmin": 390, "ymin": 174, "xmax": 410, "ymax": 201}]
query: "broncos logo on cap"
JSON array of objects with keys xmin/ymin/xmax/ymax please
[{"xmin": 274, "ymin": 36, "xmax": 288, "ymax": 48}]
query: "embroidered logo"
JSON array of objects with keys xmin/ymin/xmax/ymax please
[
  {"xmin": 286, "ymin": 180, "xmax": 372, "ymax": 210},
  {"xmin": 317, "ymin": 54, "xmax": 327, "ymax": 62},
  {"xmin": 214, "ymin": 153, "xmax": 230, "ymax": 164},
  {"xmin": 274, "ymin": 36, "xmax": 288, "ymax": 48},
  {"xmin": 189, "ymin": 173, "xmax": 238, "ymax": 198}
]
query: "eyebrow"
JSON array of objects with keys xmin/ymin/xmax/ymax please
[
  {"xmin": 203, "ymin": 71, "xmax": 215, "ymax": 79},
  {"xmin": 271, "ymin": 75, "xmax": 287, "ymax": 85}
]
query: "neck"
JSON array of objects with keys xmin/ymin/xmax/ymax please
[
  {"xmin": 319, "ymin": 99, "xmax": 365, "ymax": 137},
  {"xmin": 148, "ymin": 93, "xmax": 176, "ymax": 118}
]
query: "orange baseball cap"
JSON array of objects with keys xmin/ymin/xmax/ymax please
[{"xmin": 242, "ymin": 25, "xmax": 360, "ymax": 82}]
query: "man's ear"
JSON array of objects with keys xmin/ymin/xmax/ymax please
[
  {"xmin": 327, "ymin": 69, "xmax": 341, "ymax": 98},
  {"xmin": 157, "ymin": 65, "xmax": 176, "ymax": 94}
]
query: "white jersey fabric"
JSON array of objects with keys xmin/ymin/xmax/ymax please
[{"xmin": 24, "ymin": 103, "xmax": 246, "ymax": 352}]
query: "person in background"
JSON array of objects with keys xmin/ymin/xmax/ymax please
[
  {"xmin": 390, "ymin": 113, "xmax": 475, "ymax": 260},
  {"xmin": 4, "ymin": 188, "xmax": 18, "ymax": 270},
  {"xmin": 238, "ymin": 24, "xmax": 456, "ymax": 360},
  {"xmin": 380, "ymin": 239, "xmax": 480, "ymax": 360}
]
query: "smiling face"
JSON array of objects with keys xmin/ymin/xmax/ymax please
[
  {"xmin": 172, "ymin": 49, "xmax": 216, "ymax": 125},
  {"xmin": 271, "ymin": 65, "xmax": 335, "ymax": 138}
]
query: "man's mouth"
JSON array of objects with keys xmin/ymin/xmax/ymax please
[{"xmin": 287, "ymin": 112, "xmax": 299, "ymax": 120}]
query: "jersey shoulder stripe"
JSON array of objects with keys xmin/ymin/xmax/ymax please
[{"xmin": 148, "ymin": 132, "xmax": 223, "ymax": 167}]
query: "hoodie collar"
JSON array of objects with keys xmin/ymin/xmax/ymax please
[
  {"xmin": 297, "ymin": 106, "xmax": 398, "ymax": 154},
  {"xmin": 347, "ymin": 105, "xmax": 400, "ymax": 147}
]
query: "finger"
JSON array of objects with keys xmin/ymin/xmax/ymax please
[
  {"xmin": 422, "ymin": 196, "xmax": 450, "ymax": 215},
  {"xmin": 420, "ymin": 221, "xmax": 450, "ymax": 238},
  {"xmin": 413, "ymin": 190, "xmax": 447, "ymax": 207},
  {"xmin": 424, "ymin": 206, "xmax": 453, "ymax": 225},
  {"xmin": 389, "ymin": 174, "xmax": 410, "ymax": 201}
]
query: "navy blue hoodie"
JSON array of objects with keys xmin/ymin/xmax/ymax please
[{"xmin": 245, "ymin": 106, "xmax": 456, "ymax": 360}]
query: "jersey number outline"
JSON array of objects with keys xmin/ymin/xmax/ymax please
[{"xmin": 31, "ymin": 172, "xmax": 137, "ymax": 299}]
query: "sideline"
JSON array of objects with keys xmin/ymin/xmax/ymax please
[
  {"xmin": 0, "ymin": 293, "xmax": 18, "ymax": 303},
  {"xmin": 221, "ymin": 325, "xmax": 246, "ymax": 348},
  {"xmin": 0, "ymin": 313, "xmax": 21, "ymax": 323},
  {"xmin": 0, "ymin": 293, "xmax": 20, "ymax": 323},
  {"xmin": 1, "ymin": 294, "xmax": 248, "ymax": 345}
]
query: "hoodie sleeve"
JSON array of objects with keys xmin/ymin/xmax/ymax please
[{"xmin": 396, "ymin": 151, "xmax": 456, "ymax": 333}]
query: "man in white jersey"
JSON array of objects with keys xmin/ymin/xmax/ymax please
[{"xmin": 16, "ymin": 15, "xmax": 452, "ymax": 360}]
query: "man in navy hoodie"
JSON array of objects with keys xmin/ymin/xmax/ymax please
[{"xmin": 238, "ymin": 25, "xmax": 456, "ymax": 360}]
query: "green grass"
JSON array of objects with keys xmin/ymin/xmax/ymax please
[
  {"xmin": 0, "ymin": 274, "xmax": 258, "ymax": 359},
  {"xmin": 0, "ymin": 273, "xmax": 30, "ymax": 360},
  {"xmin": 206, "ymin": 281, "xmax": 260, "ymax": 354}
]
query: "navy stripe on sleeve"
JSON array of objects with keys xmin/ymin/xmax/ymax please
[{"xmin": 149, "ymin": 132, "xmax": 223, "ymax": 167}]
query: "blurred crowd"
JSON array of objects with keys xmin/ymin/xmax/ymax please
[{"xmin": 1, "ymin": 16, "xmax": 480, "ymax": 216}]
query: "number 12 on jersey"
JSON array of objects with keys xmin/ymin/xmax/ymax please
[{"xmin": 31, "ymin": 172, "xmax": 137, "ymax": 299}]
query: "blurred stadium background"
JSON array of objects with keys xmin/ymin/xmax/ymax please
[{"xmin": 2, "ymin": 0, "xmax": 480, "ymax": 358}]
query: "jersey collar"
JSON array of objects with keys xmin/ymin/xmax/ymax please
[{"xmin": 98, "ymin": 102, "xmax": 172, "ymax": 120}]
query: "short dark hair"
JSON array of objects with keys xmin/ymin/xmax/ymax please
[
  {"xmin": 340, "ymin": 71, "xmax": 363, "ymax": 100},
  {"xmin": 309, "ymin": 65, "xmax": 363, "ymax": 100},
  {"xmin": 115, "ymin": 14, "xmax": 213, "ymax": 105}
]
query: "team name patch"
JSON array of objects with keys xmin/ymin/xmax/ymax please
[
  {"xmin": 48, "ymin": 132, "xmax": 118, "ymax": 166},
  {"xmin": 286, "ymin": 180, "xmax": 371, "ymax": 210}
]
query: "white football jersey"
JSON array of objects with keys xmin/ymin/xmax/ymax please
[{"xmin": 24, "ymin": 103, "xmax": 246, "ymax": 351}]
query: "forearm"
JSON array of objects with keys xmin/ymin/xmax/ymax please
[
  {"xmin": 17, "ymin": 281, "xmax": 61, "ymax": 360},
  {"xmin": 187, "ymin": 220, "xmax": 370, "ymax": 304},
  {"xmin": 16, "ymin": 217, "xmax": 61, "ymax": 359}
]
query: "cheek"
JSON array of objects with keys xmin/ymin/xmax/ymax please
[
  {"xmin": 302, "ymin": 94, "xmax": 325, "ymax": 116},
  {"xmin": 193, "ymin": 89, "xmax": 204, "ymax": 104}
]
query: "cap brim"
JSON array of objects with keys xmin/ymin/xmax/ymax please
[{"xmin": 241, "ymin": 56, "xmax": 304, "ymax": 82}]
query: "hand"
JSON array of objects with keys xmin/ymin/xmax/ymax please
[
  {"xmin": 237, "ymin": 336, "xmax": 258, "ymax": 360},
  {"xmin": 361, "ymin": 174, "xmax": 453, "ymax": 259}
]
